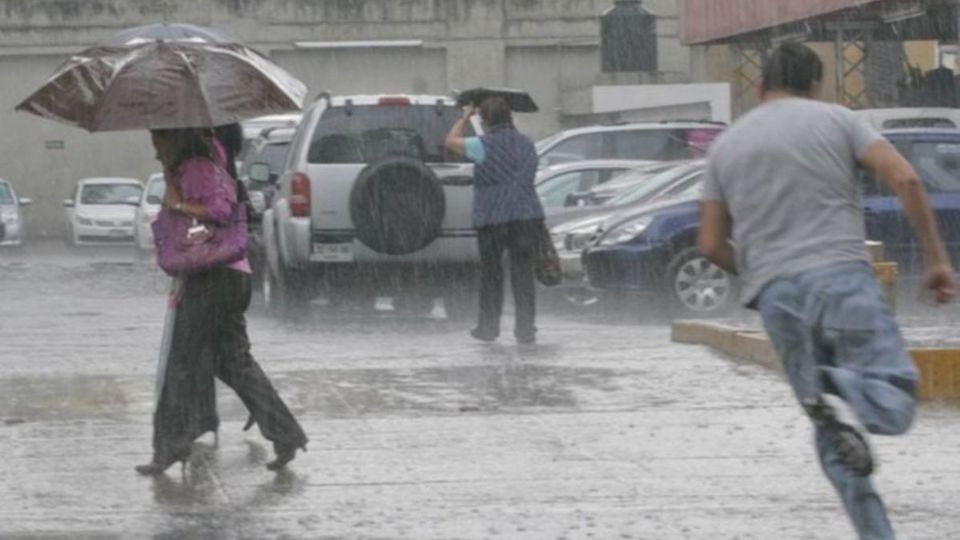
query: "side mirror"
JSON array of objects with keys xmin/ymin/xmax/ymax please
[
  {"xmin": 63, "ymin": 199, "xmax": 75, "ymax": 208},
  {"xmin": 146, "ymin": 195, "xmax": 162, "ymax": 205},
  {"xmin": 18, "ymin": 198, "xmax": 32, "ymax": 207},
  {"xmin": 248, "ymin": 162, "xmax": 272, "ymax": 183}
]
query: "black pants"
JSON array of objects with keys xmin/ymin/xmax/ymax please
[
  {"xmin": 153, "ymin": 267, "xmax": 307, "ymax": 460},
  {"xmin": 476, "ymin": 219, "xmax": 541, "ymax": 340}
]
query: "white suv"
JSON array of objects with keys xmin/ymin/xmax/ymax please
[{"xmin": 261, "ymin": 94, "xmax": 480, "ymax": 316}]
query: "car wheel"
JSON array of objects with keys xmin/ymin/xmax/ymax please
[{"xmin": 665, "ymin": 247, "xmax": 736, "ymax": 317}]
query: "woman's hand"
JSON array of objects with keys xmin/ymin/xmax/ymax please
[
  {"xmin": 461, "ymin": 105, "xmax": 476, "ymax": 120},
  {"xmin": 162, "ymin": 183, "xmax": 182, "ymax": 211}
]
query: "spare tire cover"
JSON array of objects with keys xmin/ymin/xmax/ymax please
[{"xmin": 350, "ymin": 158, "xmax": 446, "ymax": 255}]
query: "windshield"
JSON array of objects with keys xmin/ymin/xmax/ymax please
[
  {"xmin": 0, "ymin": 183, "xmax": 12, "ymax": 205},
  {"xmin": 912, "ymin": 141, "xmax": 960, "ymax": 192},
  {"xmin": 80, "ymin": 183, "xmax": 142, "ymax": 205},
  {"xmin": 606, "ymin": 165, "xmax": 700, "ymax": 206},
  {"xmin": 308, "ymin": 105, "xmax": 473, "ymax": 164},
  {"xmin": 145, "ymin": 178, "xmax": 166, "ymax": 201}
]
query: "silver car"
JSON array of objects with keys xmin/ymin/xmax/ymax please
[{"xmin": 0, "ymin": 179, "xmax": 32, "ymax": 246}]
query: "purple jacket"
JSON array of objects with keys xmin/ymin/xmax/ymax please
[{"xmin": 152, "ymin": 157, "xmax": 248, "ymax": 274}]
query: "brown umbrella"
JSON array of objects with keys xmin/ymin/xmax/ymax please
[{"xmin": 16, "ymin": 40, "xmax": 306, "ymax": 132}]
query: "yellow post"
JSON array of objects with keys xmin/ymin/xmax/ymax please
[{"xmin": 867, "ymin": 241, "xmax": 897, "ymax": 312}]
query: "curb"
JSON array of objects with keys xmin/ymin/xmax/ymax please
[{"xmin": 672, "ymin": 320, "xmax": 960, "ymax": 401}]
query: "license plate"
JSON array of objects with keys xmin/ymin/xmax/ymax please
[
  {"xmin": 109, "ymin": 229, "xmax": 128, "ymax": 237},
  {"xmin": 312, "ymin": 242, "xmax": 354, "ymax": 262}
]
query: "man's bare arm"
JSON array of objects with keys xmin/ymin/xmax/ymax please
[
  {"xmin": 698, "ymin": 200, "xmax": 737, "ymax": 275},
  {"xmin": 859, "ymin": 140, "xmax": 956, "ymax": 302}
]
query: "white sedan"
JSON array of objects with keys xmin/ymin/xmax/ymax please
[{"xmin": 64, "ymin": 177, "xmax": 144, "ymax": 245}]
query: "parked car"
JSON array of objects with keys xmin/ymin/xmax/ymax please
[
  {"xmin": 536, "ymin": 121, "xmax": 724, "ymax": 169},
  {"xmin": 535, "ymin": 159, "xmax": 652, "ymax": 209},
  {"xmin": 582, "ymin": 128, "xmax": 960, "ymax": 317},
  {"xmin": 549, "ymin": 162, "xmax": 705, "ymax": 307},
  {"xmin": 240, "ymin": 113, "xmax": 301, "ymax": 165},
  {"xmin": 0, "ymin": 179, "xmax": 32, "ymax": 246},
  {"xmin": 546, "ymin": 160, "xmax": 701, "ymax": 227},
  {"xmin": 64, "ymin": 178, "xmax": 143, "ymax": 245},
  {"xmin": 261, "ymin": 93, "xmax": 480, "ymax": 317},
  {"xmin": 133, "ymin": 173, "xmax": 165, "ymax": 251},
  {"xmin": 240, "ymin": 126, "xmax": 297, "ymax": 289}
]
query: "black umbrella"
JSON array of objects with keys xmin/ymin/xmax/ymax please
[
  {"xmin": 100, "ymin": 22, "xmax": 234, "ymax": 46},
  {"xmin": 455, "ymin": 87, "xmax": 539, "ymax": 113}
]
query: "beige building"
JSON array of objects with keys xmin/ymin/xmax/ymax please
[{"xmin": 0, "ymin": 0, "xmax": 695, "ymax": 238}]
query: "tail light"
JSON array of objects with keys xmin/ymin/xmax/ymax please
[{"xmin": 290, "ymin": 173, "xmax": 311, "ymax": 217}]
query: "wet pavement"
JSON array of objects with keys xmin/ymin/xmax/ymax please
[{"xmin": 1, "ymin": 242, "xmax": 960, "ymax": 539}]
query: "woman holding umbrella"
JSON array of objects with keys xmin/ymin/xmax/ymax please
[
  {"xmin": 445, "ymin": 94, "xmax": 545, "ymax": 344},
  {"xmin": 16, "ymin": 24, "xmax": 311, "ymax": 473},
  {"xmin": 138, "ymin": 127, "xmax": 307, "ymax": 474}
]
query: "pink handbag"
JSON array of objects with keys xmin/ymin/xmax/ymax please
[{"xmin": 152, "ymin": 210, "xmax": 247, "ymax": 274}]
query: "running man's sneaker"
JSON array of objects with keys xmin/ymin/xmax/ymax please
[{"xmin": 805, "ymin": 393, "xmax": 875, "ymax": 477}]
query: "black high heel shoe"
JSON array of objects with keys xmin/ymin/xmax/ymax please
[
  {"xmin": 266, "ymin": 443, "xmax": 306, "ymax": 471},
  {"xmin": 135, "ymin": 452, "xmax": 189, "ymax": 476}
]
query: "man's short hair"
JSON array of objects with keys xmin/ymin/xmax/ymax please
[
  {"xmin": 762, "ymin": 43, "xmax": 824, "ymax": 94},
  {"xmin": 479, "ymin": 96, "xmax": 513, "ymax": 129}
]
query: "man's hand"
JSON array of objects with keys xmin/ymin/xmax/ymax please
[{"xmin": 924, "ymin": 263, "xmax": 957, "ymax": 304}]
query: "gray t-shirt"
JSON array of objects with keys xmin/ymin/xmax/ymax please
[{"xmin": 701, "ymin": 98, "xmax": 884, "ymax": 306}]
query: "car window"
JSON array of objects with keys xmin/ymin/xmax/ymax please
[
  {"xmin": 145, "ymin": 179, "xmax": 166, "ymax": 203},
  {"xmin": 308, "ymin": 105, "xmax": 473, "ymax": 164},
  {"xmin": 606, "ymin": 165, "xmax": 697, "ymax": 205},
  {"xmin": 0, "ymin": 183, "xmax": 13, "ymax": 205},
  {"xmin": 243, "ymin": 141, "xmax": 291, "ymax": 177},
  {"xmin": 686, "ymin": 128, "xmax": 723, "ymax": 157},
  {"xmin": 540, "ymin": 133, "xmax": 604, "ymax": 167},
  {"xmin": 912, "ymin": 141, "xmax": 960, "ymax": 192},
  {"xmin": 80, "ymin": 184, "xmax": 142, "ymax": 205},
  {"xmin": 859, "ymin": 138, "xmax": 960, "ymax": 196},
  {"xmin": 537, "ymin": 171, "xmax": 590, "ymax": 208},
  {"xmin": 611, "ymin": 130, "xmax": 687, "ymax": 161}
]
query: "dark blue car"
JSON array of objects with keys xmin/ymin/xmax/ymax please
[{"xmin": 583, "ymin": 128, "xmax": 960, "ymax": 316}]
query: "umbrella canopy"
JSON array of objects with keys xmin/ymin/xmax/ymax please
[
  {"xmin": 16, "ymin": 40, "xmax": 306, "ymax": 132},
  {"xmin": 455, "ymin": 87, "xmax": 539, "ymax": 113},
  {"xmin": 101, "ymin": 22, "xmax": 234, "ymax": 46}
]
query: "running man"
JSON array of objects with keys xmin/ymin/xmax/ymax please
[{"xmin": 698, "ymin": 43, "xmax": 956, "ymax": 539}]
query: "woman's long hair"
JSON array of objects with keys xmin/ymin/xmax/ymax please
[{"xmin": 152, "ymin": 128, "xmax": 215, "ymax": 173}]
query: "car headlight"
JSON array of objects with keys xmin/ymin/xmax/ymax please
[
  {"xmin": 563, "ymin": 224, "xmax": 602, "ymax": 252},
  {"xmin": 76, "ymin": 216, "xmax": 93, "ymax": 226},
  {"xmin": 1, "ymin": 209, "xmax": 16, "ymax": 223},
  {"xmin": 598, "ymin": 216, "xmax": 653, "ymax": 246},
  {"xmin": 551, "ymin": 232, "xmax": 565, "ymax": 252}
]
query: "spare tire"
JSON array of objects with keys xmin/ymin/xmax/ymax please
[{"xmin": 350, "ymin": 158, "xmax": 447, "ymax": 255}]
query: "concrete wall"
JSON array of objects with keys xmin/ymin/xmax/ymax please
[{"xmin": 0, "ymin": 0, "xmax": 691, "ymax": 238}]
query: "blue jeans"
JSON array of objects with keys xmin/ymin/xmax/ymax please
[{"xmin": 756, "ymin": 261, "xmax": 918, "ymax": 540}]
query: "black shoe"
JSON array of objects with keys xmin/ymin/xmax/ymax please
[
  {"xmin": 266, "ymin": 442, "xmax": 306, "ymax": 471},
  {"xmin": 470, "ymin": 328, "xmax": 497, "ymax": 343},
  {"xmin": 135, "ymin": 451, "xmax": 189, "ymax": 476},
  {"xmin": 805, "ymin": 394, "xmax": 875, "ymax": 477}
]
